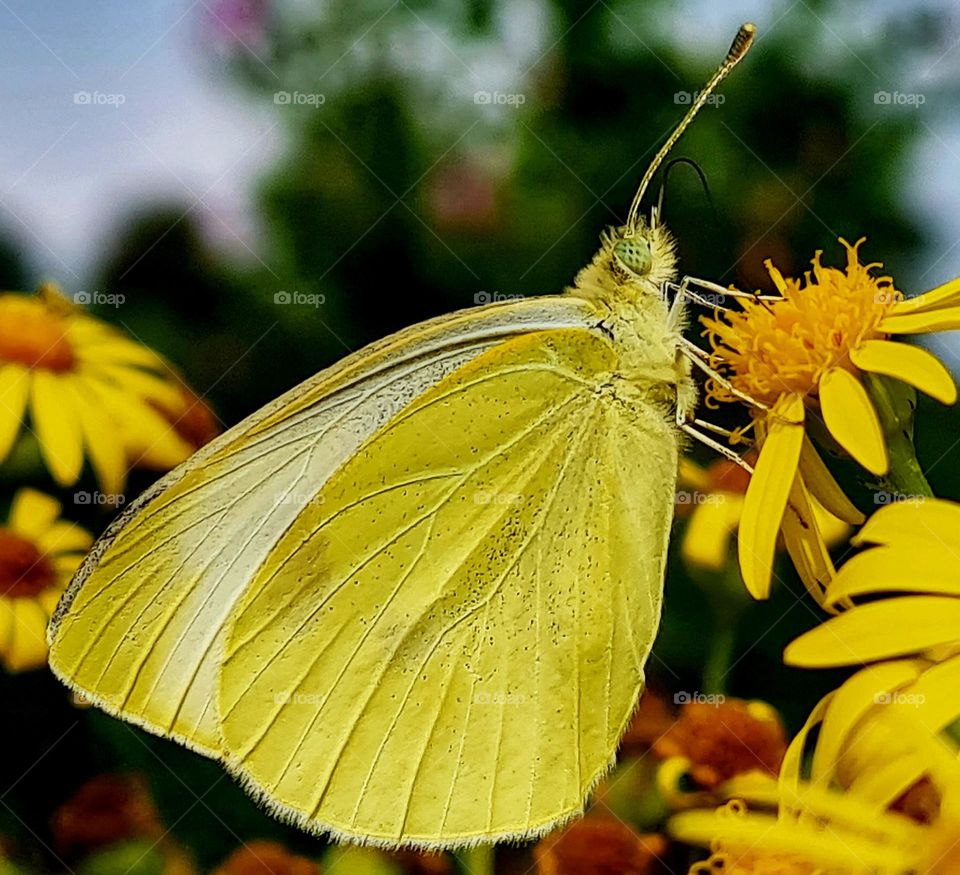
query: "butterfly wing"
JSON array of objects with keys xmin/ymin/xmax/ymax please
[
  {"xmin": 48, "ymin": 297, "xmax": 600, "ymax": 757},
  {"xmin": 218, "ymin": 326, "xmax": 678, "ymax": 846}
]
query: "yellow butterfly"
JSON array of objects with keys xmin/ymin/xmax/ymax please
[{"xmin": 49, "ymin": 24, "xmax": 756, "ymax": 848}]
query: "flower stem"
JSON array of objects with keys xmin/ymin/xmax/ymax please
[
  {"xmin": 702, "ymin": 622, "xmax": 736, "ymax": 696},
  {"xmin": 458, "ymin": 844, "xmax": 494, "ymax": 875},
  {"xmin": 864, "ymin": 373, "xmax": 934, "ymax": 499}
]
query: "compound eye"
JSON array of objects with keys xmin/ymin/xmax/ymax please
[{"xmin": 613, "ymin": 237, "xmax": 652, "ymax": 276}]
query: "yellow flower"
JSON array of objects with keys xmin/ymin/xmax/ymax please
[
  {"xmin": 678, "ymin": 458, "xmax": 850, "ymax": 578},
  {"xmin": 704, "ymin": 239, "xmax": 959, "ymax": 599},
  {"xmin": 0, "ymin": 286, "xmax": 195, "ymax": 494},
  {"xmin": 780, "ymin": 498, "xmax": 960, "ymax": 808},
  {"xmin": 672, "ymin": 718, "xmax": 960, "ymax": 875},
  {"xmin": 672, "ymin": 789, "xmax": 960, "ymax": 875},
  {"xmin": 0, "ymin": 489, "xmax": 92, "ymax": 672}
]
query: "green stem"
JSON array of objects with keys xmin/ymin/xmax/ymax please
[
  {"xmin": 458, "ymin": 844, "xmax": 494, "ymax": 875},
  {"xmin": 702, "ymin": 621, "xmax": 736, "ymax": 696},
  {"xmin": 865, "ymin": 373, "xmax": 934, "ymax": 499}
]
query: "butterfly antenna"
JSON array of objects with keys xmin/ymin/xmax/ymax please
[
  {"xmin": 626, "ymin": 22, "xmax": 756, "ymax": 231},
  {"xmin": 655, "ymin": 156, "xmax": 717, "ymax": 228}
]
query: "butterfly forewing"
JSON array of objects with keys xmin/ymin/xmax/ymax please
[{"xmin": 48, "ymin": 297, "xmax": 599, "ymax": 758}]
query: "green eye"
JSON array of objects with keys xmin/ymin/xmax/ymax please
[{"xmin": 614, "ymin": 237, "xmax": 652, "ymax": 276}]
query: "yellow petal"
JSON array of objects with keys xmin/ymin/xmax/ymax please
[
  {"xmin": 669, "ymin": 810, "xmax": 909, "ymax": 871},
  {"xmin": 52, "ymin": 554, "xmax": 85, "ymax": 578},
  {"xmin": 83, "ymin": 379, "xmax": 192, "ymax": 470},
  {"xmin": 819, "ymin": 368, "xmax": 887, "ymax": 476},
  {"xmin": 3, "ymin": 599, "xmax": 50, "ymax": 672},
  {"xmin": 29, "ymin": 371, "xmax": 85, "ymax": 487},
  {"xmin": 63, "ymin": 379, "xmax": 127, "ymax": 497},
  {"xmin": 89, "ymin": 367, "xmax": 183, "ymax": 409},
  {"xmin": 798, "ymin": 437, "xmax": 865, "ymax": 525},
  {"xmin": 38, "ymin": 522, "xmax": 93, "ymax": 555},
  {"xmin": 680, "ymin": 495, "xmax": 742, "ymax": 571},
  {"xmin": 879, "ymin": 307, "xmax": 960, "ymax": 334},
  {"xmin": 9, "ymin": 489, "xmax": 62, "ymax": 540},
  {"xmin": 891, "ymin": 276, "xmax": 960, "ymax": 313},
  {"xmin": 678, "ymin": 457, "xmax": 711, "ymax": 491},
  {"xmin": 0, "ymin": 364, "xmax": 29, "ymax": 463},
  {"xmin": 853, "ymin": 497, "xmax": 960, "ymax": 549},
  {"xmin": 781, "ymin": 476, "xmax": 835, "ymax": 606},
  {"xmin": 810, "ymin": 660, "xmax": 923, "ymax": 785},
  {"xmin": 779, "ymin": 691, "xmax": 833, "ymax": 792},
  {"xmin": 850, "ymin": 339, "xmax": 956, "ymax": 405},
  {"xmin": 848, "ymin": 751, "xmax": 932, "ymax": 810},
  {"xmin": 785, "ymin": 596, "xmax": 960, "ymax": 667},
  {"xmin": 738, "ymin": 395, "xmax": 805, "ymax": 600},
  {"xmin": 824, "ymin": 544, "xmax": 960, "ymax": 608}
]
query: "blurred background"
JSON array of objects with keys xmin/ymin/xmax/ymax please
[{"xmin": 2, "ymin": 0, "xmax": 960, "ymax": 871}]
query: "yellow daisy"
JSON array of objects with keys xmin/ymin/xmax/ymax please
[
  {"xmin": 781, "ymin": 498, "xmax": 960, "ymax": 809},
  {"xmin": 672, "ymin": 718, "xmax": 960, "ymax": 875},
  {"xmin": 0, "ymin": 489, "xmax": 93, "ymax": 672},
  {"xmin": 672, "ymin": 787, "xmax": 960, "ymax": 875},
  {"xmin": 704, "ymin": 239, "xmax": 959, "ymax": 599},
  {"xmin": 0, "ymin": 285, "xmax": 195, "ymax": 495},
  {"xmin": 678, "ymin": 457, "xmax": 850, "ymax": 583}
]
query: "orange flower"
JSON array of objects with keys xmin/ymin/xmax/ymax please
[
  {"xmin": 52, "ymin": 773, "xmax": 162, "ymax": 859},
  {"xmin": 213, "ymin": 841, "xmax": 319, "ymax": 875},
  {"xmin": 653, "ymin": 699, "xmax": 787, "ymax": 790},
  {"xmin": 535, "ymin": 817, "xmax": 667, "ymax": 875}
]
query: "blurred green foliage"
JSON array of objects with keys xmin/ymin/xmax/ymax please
[{"xmin": 2, "ymin": 0, "xmax": 959, "ymax": 871}]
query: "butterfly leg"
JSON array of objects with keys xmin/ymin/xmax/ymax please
[
  {"xmin": 677, "ymin": 417, "xmax": 754, "ymax": 473},
  {"xmin": 672, "ymin": 275, "xmax": 783, "ymax": 305},
  {"xmin": 678, "ymin": 338, "xmax": 769, "ymax": 412}
]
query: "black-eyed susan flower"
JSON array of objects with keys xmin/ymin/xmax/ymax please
[
  {"xmin": 0, "ymin": 286, "xmax": 196, "ymax": 495},
  {"xmin": 0, "ymin": 488, "xmax": 92, "ymax": 672},
  {"xmin": 780, "ymin": 498, "xmax": 960, "ymax": 809},
  {"xmin": 703, "ymin": 239, "xmax": 959, "ymax": 599}
]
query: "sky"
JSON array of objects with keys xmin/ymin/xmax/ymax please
[{"xmin": 1, "ymin": 0, "xmax": 959, "ymax": 295}]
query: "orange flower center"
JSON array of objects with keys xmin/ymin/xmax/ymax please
[
  {"xmin": 0, "ymin": 527, "xmax": 55, "ymax": 598},
  {"xmin": 0, "ymin": 295, "xmax": 75, "ymax": 372},
  {"xmin": 702, "ymin": 239, "xmax": 900, "ymax": 408}
]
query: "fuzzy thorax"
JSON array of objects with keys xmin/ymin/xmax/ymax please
[{"xmin": 568, "ymin": 221, "xmax": 678, "ymax": 304}]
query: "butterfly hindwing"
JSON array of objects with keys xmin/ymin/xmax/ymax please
[{"xmin": 218, "ymin": 327, "xmax": 678, "ymax": 845}]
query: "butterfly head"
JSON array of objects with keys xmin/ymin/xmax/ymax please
[
  {"xmin": 609, "ymin": 220, "xmax": 677, "ymax": 289},
  {"xmin": 613, "ymin": 234, "xmax": 653, "ymax": 277}
]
